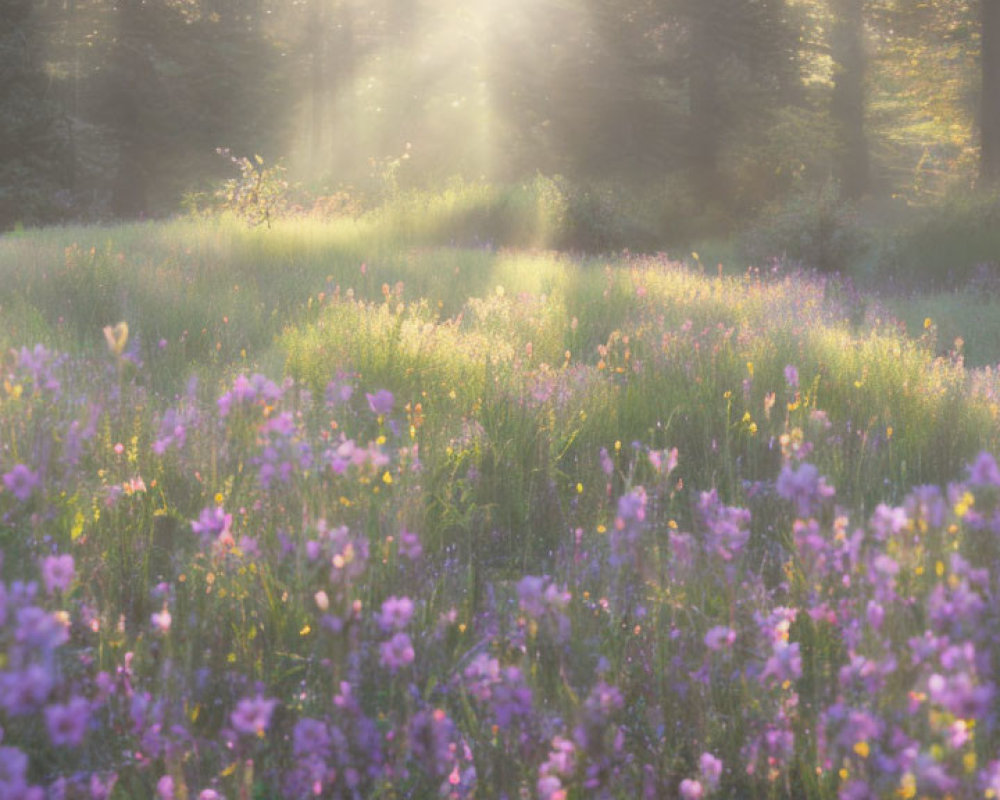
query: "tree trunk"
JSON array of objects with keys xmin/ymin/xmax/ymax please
[
  {"xmin": 109, "ymin": 0, "xmax": 148, "ymax": 217},
  {"xmin": 687, "ymin": 3, "xmax": 723, "ymax": 201},
  {"xmin": 830, "ymin": 0, "xmax": 869, "ymax": 199},
  {"xmin": 309, "ymin": 0, "xmax": 327, "ymax": 165},
  {"xmin": 982, "ymin": 0, "xmax": 1000, "ymax": 184}
]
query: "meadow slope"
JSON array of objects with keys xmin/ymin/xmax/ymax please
[{"xmin": 1, "ymin": 219, "xmax": 999, "ymax": 798}]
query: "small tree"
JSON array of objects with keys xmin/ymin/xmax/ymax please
[{"xmin": 215, "ymin": 148, "xmax": 289, "ymax": 228}]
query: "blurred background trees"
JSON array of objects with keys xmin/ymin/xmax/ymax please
[{"xmin": 0, "ymin": 0, "xmax": 995, "ymax": 248}]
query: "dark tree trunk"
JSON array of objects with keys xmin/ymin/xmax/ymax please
[
  {"xmin": 982, "ymin": 0, "xmax": 1000, "ymax": 184},
  {"xmin": 687, "ymin": 3, "xmax": 723, "ymax": 201},
  {"xmin": 309, "ymin": 0, "xmax": 327, "ymax": 165},
  {"xmin": 830, "ymin": 0, "xmax": 869, "ymax": 199},
  {"xmin": 108, "ymin": 0, "xmax": 149, "ymax": 217},
  {"xmin": 330, "ymin": 1, "xmax": 355, "ymax": 165}
]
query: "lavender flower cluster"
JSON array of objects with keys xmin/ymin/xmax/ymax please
[{"xmin": 3, "ymin": 336, "xmax": 1000, "ymax": 799}]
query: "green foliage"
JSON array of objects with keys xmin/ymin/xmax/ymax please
[
  {"xmin": 359, "ymin": 174, "xmax": 657, "ymax": 254},
  {"xmin": 722, "ymin": 105, "xmax": 839, "ymax": 215},
  {"xmin": 0, "ymin": 2, "xmax": 71, "ymax": 230},
  {"xmin": 884, "ymin": 289, "xmax": 1000, "ymax": 369},
  {"xmin": 737, "ymin": 183, "xmax": 871, "ymax": 273},
  {"xmin": 884, "ymin": 190, "xmax": 1000, "ymax": 288}
]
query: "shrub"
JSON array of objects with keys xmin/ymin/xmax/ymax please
[
  {"xmin": 738, "ymin": 183, "xmax": 871, "ymax": 274},
  {"xmin": 885, "ymin": 189, "xmax": 1000, "ymax": 289}
]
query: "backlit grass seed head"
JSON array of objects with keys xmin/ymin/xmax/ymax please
[{"xmin": 102, "ymin": 322, "xmax": 129, "ymax": 357}]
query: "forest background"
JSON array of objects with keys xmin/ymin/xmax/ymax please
[{"xmin": 4, "ymin": 0, "xmax": 1000, "ymax": 282}]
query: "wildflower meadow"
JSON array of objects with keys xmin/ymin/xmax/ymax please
[{"xmin": 2, "ymin": 218, "xmax": 1000, "ymax": 799}]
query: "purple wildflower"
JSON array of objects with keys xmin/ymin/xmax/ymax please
[
  {"xmin": 41, "ymin": 554, "xmax": 75, "ymax": 595},
  {"xmin": 981, "ymin": 761, "xmax": 1000, "ymax": 798},
  {"xmin": 218, "ymin": 373, "xmax": 281, "ymax": 417},
  {"xmin": 18, "ymin": 344, "xmax": 62, "ymax": 397},
  {"xmin": 538, "ymin": 736, "xmax": 575, "ymax": 800},
  {"xmin": 904, "ymin": 484, "xmax": 946, "ymax": 529},
  {"xmin": 463, "ymin": 653, "xmax": 534, "ymax": 727},
  {"xmin": 704, "ymin": 626, "xmax": 736, "ymax": 651},
  {"xmin": 648, "ymin": 446, "xmax": 678, "ymax": 475},
  {"xmin": 293, "ymin": 718, "xmax": 331, "ymax": 758},
  {"xmin": 15, "ymin": 605, "xmax": 69, "ymax": 650},
  {"xmin": 600, "ymin": 447, "xmax": 614, "ymax": 477},
  {"xmin": 833, "ymin": 707, "xmax": 884, "ymax": 752},
  {"xmin": 679, "ymin": 778, "xmax": 704, "ymax": 799},
  {"xmin": 366, "ymin": 389, "xmax": 394, "ymax": 416},
  {"xmin": 156, "ymin": 776, "xmax": 175, "ymax": 800},
  {"xmin": 517, "ymin": 575, "xmax": 569, "ymax": 617},
  {"xmin": 191, "ymin": 506, "xmax": 232, "ymax": 546},
  {"xmin": 379, "ymin": 632, "xmax": 415, "ymax": 671},
  {"xmin": 583, "ymin": 680, "xmax": 624, "ymax": 719},
  {"xmin": 152, "ymin": 406, "xmax": 193, "ymax": 455},
  {"xmin": 914, "ymin": 755, "xmax": 959, "ymax": 795},
  {"xmin": 376, "ymin": 596, "xmax": 414, "ymax": 632},
  {"xmin": 699, "ymin": 752, "xmax": 722, "ymax": 789},
  {"xmin": 398, "ymin": 528, "xmax": 422, "ymax": 560},
  {"xmin": 516, "ymin": 575, "xmax": 571, "ymax": 641},
  {"xmin": 45, "ymin": 696, "xmax": 90, "ymax": 746},
  {"xmin": 866, "ymin": 601, "xmax": 885, "ymax": 631},
  {"xmin": 869, "ymin": 504, "xmax": 908, "ymax": 541},
  {"xmin": 517, "ymin": 575, "xmax": 548, "ymax": 617},
  {"xmin": 839, "ymin": 780, "xmax": 878, "ymax": 800},
  {"xmin": 617, "ymin": 487, "xmax": 647, "ymax": 524},
  {"xmin": 612, "ymin": 487, "xmax": 648, "ymax": 564},
  {"xmin": 927, "ymin": 671, "xmax": 994, "ymax": 718},
  {"xmin": 967, "ymin": 451, "xmax": 1000, "ymax": 487},
  {"xmin": 775, "ymin": 462, "xmax": 833, "ymax": 517},
  {"xmin": 491, "ymin": 667, "xmax": 533, "ymax": 728},
  {"xmin": 0, "ymin": 664, "xmax": 53, "ymax": 714},
  {"xmin": 537, "ymin": 774, "xmax": 566, "ymax": 800},
  {"xmin": 760, "ymin": 642, "xmax": 802, "ymax": 685},
  {"xmin": 784, "ymin": 364, "xmax": 799, "ymax": 389},
  {"xmin": 2, "ymin": 465, "xmax": 40, "ymax": 502},
  {"xmin": 230, "ymin": 696, "xmax": 277, "ymax": 737},
  {"xmin": 325, "ymin": 376, "xmax": 355, "ymax": 408},
  {"xmin": 0, "ymin": 746, "xmax": 30, "ymax": 797},
  {"xmin": 408, "ymin": 707, "xmax": 457, "ymax": 778},
  {"xmin": 463, "ymin": 653, "xmax": 501, "ymax": 702},
  {"xmin": 698, "ymin": 489, "xmax": 751, "ymax": 562}
]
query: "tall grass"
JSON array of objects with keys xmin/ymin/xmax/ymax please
[{"xmin": 1, "ymin": 217, "xmax": 1000, "ymax": 798}]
